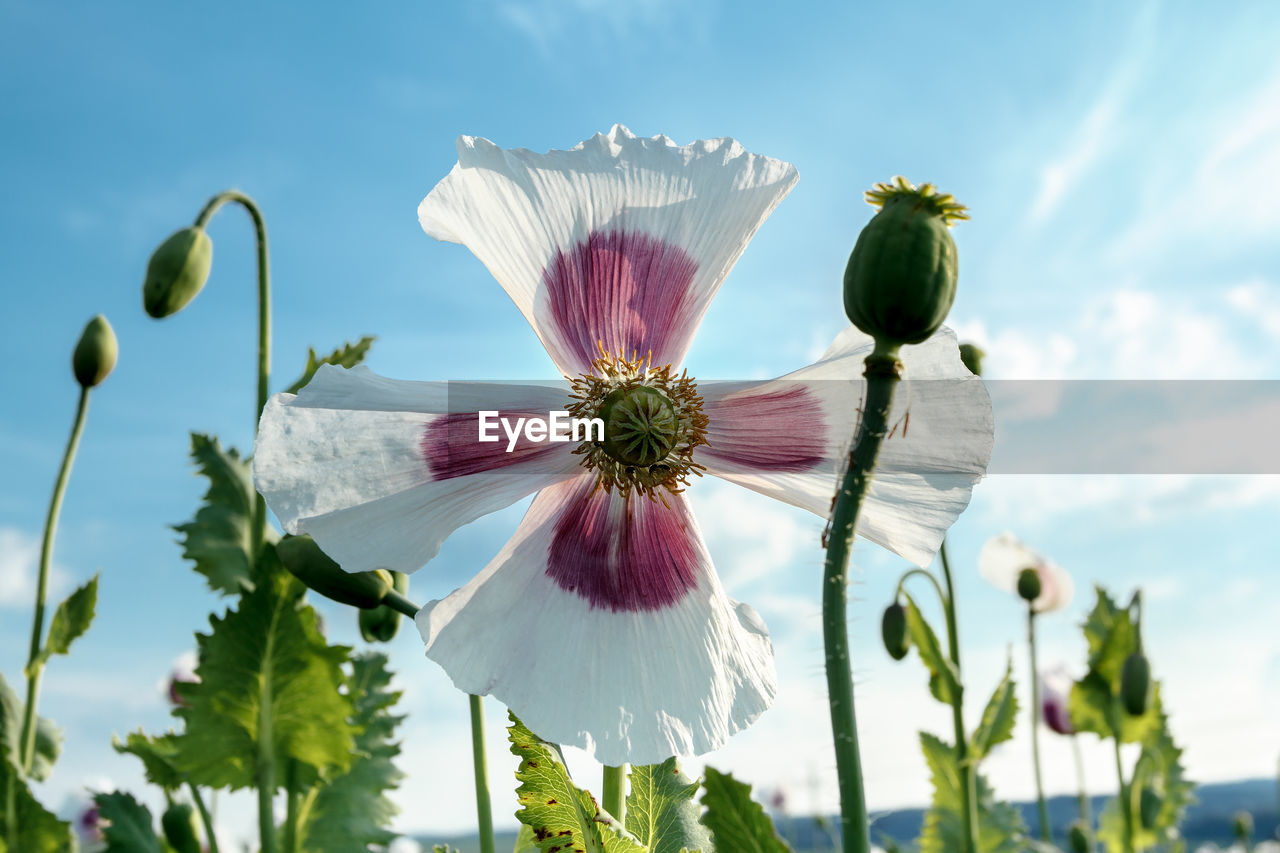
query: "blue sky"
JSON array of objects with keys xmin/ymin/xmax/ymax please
[{"xmin": 3, "ymin": 0, "xmax": 1280, "ymax": 843}]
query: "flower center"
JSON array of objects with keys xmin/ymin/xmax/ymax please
[{"xmin": 568, "ymin": 345, "xmax": 709, "ymax": 500}]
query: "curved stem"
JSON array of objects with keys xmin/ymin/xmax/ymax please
[
  {"xmin": 193, "ymin": 190, "xmax": 271, "ymax": 561},
  {"xmin": 603, "ymin": 765, "xmax": 627, "ymax": 825},
  {"xmin": 1112, "ymin": 736, "xmax": 1134, "ymax": 853},
  {"xmin": 188, "ymin": 783, "xmax": 220, "ymax": 853},
  {"xmin": 939, "ymin": 541, "xmax": 979, "ymax": 853},
  {"xmin": 822, "ymin": 347, "xmax": 901, "ymax": 853},
  {"xmin": 19, "ymin": 387, "xmax": 90, "ymax": 775},
  {"xmin": 1072, "ymin": 734, "xmax": 1093, "ymax": 850},
  {"xmin": 1028, "ymin": 607, "xmax": 1051, "ymax": 842},
  {"xmin": 894, "ymin": 568, "xmax": 948, "ymax": 610},
  {"xmin": 470, "ymin": 694, "xmax": 496, "ymax": 853}
]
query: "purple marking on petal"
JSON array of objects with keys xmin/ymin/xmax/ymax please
[
  {"xmin": 547, "ymin": 478, "xmax": 700, "ymax": 612},
  {"xmin": 702, "ymin": 384, "xmax": 826, "ymax": 472},
  {"xmin": 422, "ymin": 412, "xmax": 563, "ymax": 480},
  {"xmin": 1041, "ymin": 688, "xmax": 1074, "ymax": 736},
  {"xmin": 543, "ymin": 229, "xmax": 699, "ymax": 370}
]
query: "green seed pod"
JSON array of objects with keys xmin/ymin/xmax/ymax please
[
  {"xmin": 160, "ymin": 802, "xmax": 201, "ymax": 853},
  {"xmin": 843, "ymin": 176, "xmax": 968, "ymax": 348},
  {"xmin": 1016, "ymin": 567, "xmax": 1042, "ymax": 604},
  {"xmin": 359, "ymin": 571, "xmax": 409, "ymax": 643},
  {"xmin": 1121, "ymin": 652, "xmax": 1151, "ymax": 716},
  {"xmin": 1232, "ymin": 810, "xmax": 1253, "ymax": 842},
  {"xmin": 143, "ymin": 227, "xmax": 213, "ymax": 318},
  {"xmin": 958, "ymin": 342, "xmax": 985, "ymax": 376},
  {"xmin": 275, "ymin": 534, "xmax": 392, "ymax": 609},
  {"xmin": 1066, "ymin": 820, "xmax": 1090, "ymax": 853},
  {"xmin": 1139, "ymin": 787, "xmax": 1162, "ymax": 829},
  {"xmin": 72, "ymin": 315, "xmax": 118, "ymax": 388},
  {"xmin": 881, "ymin": 602, "xmax": 910, "ymax": 661}
]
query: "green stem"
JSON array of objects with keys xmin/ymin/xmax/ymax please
[
  {"xmin": 193, "ymin": 190, "xmax": 270, "ymax": 561},
  {"xmin": 19, "ymin": 386, "xmax": 90, "ymax": 775},
  {"xmin": 939, "ymin": 541, "xmax": 980, "ymax": 853},
  {"xmin": 188, "ymin": 783, "xmax": 220, "ymax": 853},
  {"xmin": 1028, "ymin": 607, "xmax": 1051, "ymax": 842},
  {"xmin": 382, "ymin": 588, "xmax": 420, "ymax": 619},
  {"xmin": 1113, "ymin": 736, "xmax": 1134, "ymax": 853},
  {"xmin": 470, "ymin": 694, "xmax": 496, "ymax": 853},
  {"xmin": 603, "ymin": 765, "xmax": 627, "ymax": 825},
  {"xmin": 281, "ymin": 759, "xmax": 299, "ymax": 853},
  {"xmin": 1072, "ymin": 734, "xmax": 1093, "ymax": 848},
  {"xmin": 256, "ymin": 605, "xmax": 279, "ymax": 853},
  {"xmin": 822, "ymin": 347, "xmax": 901, "ymax": 853}
]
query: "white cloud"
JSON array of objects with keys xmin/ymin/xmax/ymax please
[{"xmin": 0, "ymin": 527, "xmax": 69, "ymax": 608}]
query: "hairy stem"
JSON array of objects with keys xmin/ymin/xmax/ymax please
[
  {"xmin": 823, "ymin": 347, "xmax": 901, "ymax": 853},
  {"xmin": 19, "ymin": 387, "xmax": 90, "ymax": 776}
]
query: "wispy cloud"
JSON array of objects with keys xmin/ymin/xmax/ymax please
[{"xmin": 0, "ymin": 526, "xmax": 69, "ymax": 608}]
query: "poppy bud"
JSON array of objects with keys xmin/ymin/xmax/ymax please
[
  {"xmin": 1231, "ymin": 810, "xmax": 1253, "ymax": 842},
  {"xmin": 359, "ymin": 571, "xmax": 409, "ymax": 643},
  {"xmin": 1120, "ymin": 652, "xmax": 1151, "ymax": 716},
  {"xmin": 73, "ymin": 315, "xmax": 118, "ymax": 388},
  {"xmin": 1139, "ymin": 788, "xmax": 1162, "ymax": 829},
  {"xmin": 275, "ymin": 534, "xmax": 392, "ymax": 609},
  {"xmin": 1067, "ymin": 820, "xmax": 1090, "ymax": 853},
  {"xmin": 1016, "ymin": 568, "xmax": 1042, "ymax": 603},
  {"xmin": 161, "ymin": 802, "xmax": 201, "ymax": 853},
  {"xmin": 843, "ymin": 176, "xmax": 967, "ymax": 348},
  {"xmin": 143, "ymin": 227, "xmax": 213, "ymax": 318},
  {"xmin": 881, "ymin": 602, "xmax": 910, "ymax": 661},
  {"xmin": 958, "ymin": 342, "xmax": 985, "ymax": 376}
]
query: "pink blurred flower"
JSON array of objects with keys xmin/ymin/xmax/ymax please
[{"xmin": 1039, "ymin": 665, "xmax": 1075, "ymax": 736}]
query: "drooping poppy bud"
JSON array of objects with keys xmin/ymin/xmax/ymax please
[
  {"xmin": 161, "ymin": 802, "xmax": 202, "ymax": 853},
  {"xmin": 881, "ymin": 601, "xmax": 910, "ymax": 661},
  {"xmin": 143, "ymin": 227, "xmax": 213, "ymax": 318},
  {"xmin": 958, "ymin": 342, "xmax": 985, "ymax": 376},
  {"xmin": 73, "ymin": 315, "xmax": 118, "ymax": 388},
  {"xmin": 275, "ymin": 534, "xmax": 392, "ymax": 609},
  {"xmin": 1016, "ymin": 567, "xmax": 1042, "ymax": 603},
  {"xmin": 844, "ymin": 176, "xmax": 968, "ymax": 349},
  {"xmin": 1067, "ymin": 820, "xmax": 1090, "ymax": 853},
  {"xmin": 1139, "ymin": 787, "xmax": 1162, "ymax": 829},
  {"xmin": 359, "ymin": 571, "xmax": 409, "ymax": 643},
  {"xmin": 1121, "ymin": 652, "xmax": 1151, "ymax": 716}
]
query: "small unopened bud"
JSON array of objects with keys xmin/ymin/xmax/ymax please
[
  {"xmin": 844, "ymin": 176, "xmax": 967, "ymax": 348},
  {"xmin": 1121, "ymin": 652, "xmax": 1151, "ymax": 716},
  {"xmin": 1016, "ymin": 567, "xmax": 1042, "ymax": 603},
  {"xmin": 275, "ymin": 535, "xmax": 392, "ymax": 609},
  {"xmin": 161, "ymin": 802, "xmax": 201, "ymax": 853},
  {"xmin": 143, "ymin": 227, "xmax": 213, "ymax": 318},
  {"xmin": 958, "ymin": 343, "xmax": 985, "ymax": 376},
  {"xmin": 881, "ymin": 602, "xmax": 910, "ymax": 661},
  {"xmin": 1066, "ymin": 820, "xmax": 1090, "ymax": 853},
  {"xmin": 1231, "ymin": 810, "xmax": 1253, "ymax": 842},
  {"xmin": 359, "ymin": 571, "xmax": 409, "ymax": 643},
  {"xmin": 1139, "ymin": 788, "xmax": 1162, "ymax": 829},
  {"xmin": 73, "ymin": 315, "xmax": 118, "ymax": 388}
]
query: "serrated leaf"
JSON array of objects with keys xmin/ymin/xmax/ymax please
[
  {"xmin": 904, "ymin": 595, "xmax": 959, "ymax": 705},
  {"xmin": 1070, "ymin": 671, "xmax": 1162, "ymax": 745},
  {"xmin": 114, "ymin": 730, "xmax": 185, "ymax": 791},
  {"xmin": 1081, "ymin": 586, "xmax": 1137, "ymax": 691},
  {"xmin": 971, "ymin": 653, "xmax": 1018, "ymax": 760},
  {"xmin": 173, "ymin": 433, "xmax": 278, "ymax": 596},
  {"xmin": 626, "ymin": 758, "xmax": 710, "ymax": 853},
  {"xmin": 700, "ymin": 767, "xmax": 789, "ymax": 853},
  {"xmin": 94, "ymin": 790, "xmax": 163, "ymax": 853},
  {"xmin": 0, "ymin": 765, "xmax": 72, "ymax": 853},
  {"xmin": 513, "ymin": 824, "xmax": 539, "ymax": 852},
  {"xmin": 0, "ymin": 672, "xmax": 62, "ymax": 782},
  {"xmin": 284, "ymin": 336, "xmax": 376, "ymax": 395},
  {"xmin": 297, "ymin": 652, "xmax": 406, "ymax": 852},
  {"xmin": 917, "ymin": 732, "xmax": 1025, "ymax": 853},
  {"xmin": 508, "ymin": 714, "xmax": 646, "ymax": 853},
  {"xmin": 171, "ymin": 554, "xmax": 355, "ymax": 789},
  {"xmin": 41, "ymin": 574, "xmax": 98, "ymax": 659}
]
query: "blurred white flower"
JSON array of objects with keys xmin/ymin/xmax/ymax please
[{"xmin": 979, "ymin": 532, "xmax": 1074, "ymax": 613}]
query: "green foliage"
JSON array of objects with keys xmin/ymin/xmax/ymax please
[
  {"xmin": 0, "ymin": 770, "xmax": 72, "ymax": 853},
  {"xmin": 171, "ymin": 553, "xmax": 356, "ymax": 789},
  {"xmin": 114, "ymin": 730, "xmax": 185, "ymax": 791},
  {"xmin": 917, "ymin": 733, "xmax": 1026, "ymax": 853},
  {"xmin": 903, "ymin": 595, "xmax": 959, "ymax": 704},
  {"xmin": 1096, "ymin": 703, "xmax": 1193, "ymax": 852},
  {"xmin": 1070, "ymin": 588, "xmax": 1161, "ymax": 744},
  {"xmin": 32, "ymin": 574, "xmax": 98, "ymax": 668},
  {"xmin": 626, "ymin": 757, "xmax": 710, "ymax": 853},
  {"xmin": 508, "ymin": 714, "xmax": 645, "ymax": 853},
  {"xmin": 284, "ymin": 336, "xmax": 376, "ymax": 394},
  {"xmin": 94, "ymin": 790, "xmax": 164, "ymax": 853},
  {"xmin": 0, "ymin": 673, "xmax": 62, "ymax": 783},
  {"xmin": 970, "ymin": 653, "xmax": 1018, "ymax": 761},
  {"xmin": 699, "ymin": 767, "xmax": 790, "ymax": 853},
  {"xmin": 174, "ymin": 433, "xmax": 276, "ymax": 596},
  {"xmin": 512, "ymin": 824, "xmax": 538, "ymax": 852},
  {"xmin": 296, "ymin": 653, "xmax": 406, "ymax": 852}
]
